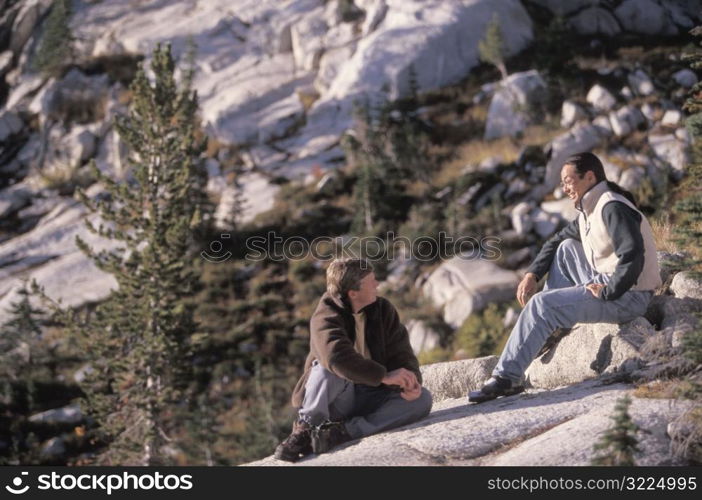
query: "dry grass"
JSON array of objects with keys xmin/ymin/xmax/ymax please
[
  {"xmin": 206, "ymin": 136, "xmax": 224, "ymax": 159},
  {"xmin": 633, "ymin": 379, "xmax": 685, "ymax": 399},
  {"xmin": 297, "ymin": 87, "xmax": 320, "ymax": 111},
  {"xmin": 432, "ymin": 124, "xmax": 562, "ymax": 187},
  {"xmin": 650, "ymin": 214, "xmax": 681, "ymax": 254},
  {"xmin": 465, "ymin": 104, "xmax": 488, "ymax": 123},
  {"xmin": 670, "ymin": 406, "xmax": 702, "ymax": 464},
  {"xmin": 117, "ymin": 87, "xmax": 133, "ymax": 106}
]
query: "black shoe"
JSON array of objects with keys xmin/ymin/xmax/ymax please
[
  {"xmin": 274, "ymin": 419, "xmax": 312, "ymax": 462},
  {"xmin": 311, "ymin": 421, "xmax": 352, "ymax": 454},
  {"xmin": 468, "ymin": 376, "xmax": 525, "ymax": 403}
]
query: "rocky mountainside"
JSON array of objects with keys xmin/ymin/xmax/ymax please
[
  {"xmin": 1, "ymin": 0, "xmax": 702, "ymax": 465},
  {"xmin": 1, "ymin": 0, "xmax": 701, "ymax": 319}
]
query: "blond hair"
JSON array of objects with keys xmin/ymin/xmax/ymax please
[{"xmin": 326, "ymin": 258, "xmax": 373, "ymax": 298}]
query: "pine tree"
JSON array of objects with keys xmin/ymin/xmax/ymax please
[
  {"xmin": 478, "ymin": 14, "xmax": 508, "ymax": 80},
  {"xmin": 37, "ymin": 44, "xmax": 210, "ymax": 465},
  {"xmin": 345, "ymin": 101, "xmax": 386, "ymax": 234},
  {"xmin": 344, "ymin": 94, "xmax": 427, "ymax": 235},
  {"xmin": 0, "ymin": 283, "xmax": 47, "ymax": 465},
  {"xmin": 677, "ymin": 26, "xmax": 702, "ymax": 271},
  {"xmin": 533, "ymin": 16, "xmax": 576, "ymax": 77},
  {"xmin": 679, "ymin": 24, "xmax": 702, "ymax": 408},
  {"xmin": 34, "ymin": 0, "xmax": 73, "ymax": 77},
  {"xmin": 591, "ymin": 396, "xmax": 640, "ymax": 466},
  {"xmin": 0, "ymin": 283, "xmax": 44, "ymax": 380}
]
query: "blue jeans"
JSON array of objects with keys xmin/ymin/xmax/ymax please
[
  {"xmin": 299, "ymin": 361, "xmax": 433, "ymax": 439},
  {"xmin": 493, "ymin": 239, "xmax": 653, "ymax": 385}
]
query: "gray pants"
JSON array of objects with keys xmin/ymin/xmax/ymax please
[{"xmin": 298, "ymin": 361, "xmax": 433, "ymax": 439}]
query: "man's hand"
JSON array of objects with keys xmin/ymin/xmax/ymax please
[
  {"xmin": 400, "ymin": 379, "xmax": 422, "ymax": 401},
  {"xmin": 586, "ymin": 283, "xmax": 604, "ymax": 299},
  {"xmin": 517, "ymin": 273, "xmax": 538, "ymax": 307},
  {"xmin": 382, "ymin": 367, "xmax": 418, "ymax": 392}
]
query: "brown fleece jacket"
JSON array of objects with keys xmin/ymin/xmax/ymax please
[{"xmin": 290, "ymin": 292, "xmax": 422, "ymax": 408}]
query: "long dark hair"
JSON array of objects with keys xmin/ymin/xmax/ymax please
[{"xmin": 564, "ymin": 152, "xmax": 637, "ymax": 207}]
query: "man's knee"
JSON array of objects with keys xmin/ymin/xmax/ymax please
[
  {"xmin": 306, "ymin": 361, "xmax": 350, "ymax": 392},
  {"xmin": 411, "ymin": 388, "xmax": 433, "ymax": 419},
  {"xmin": 557, "ymin": 238, "xmax": 580, "ymax": 256}
]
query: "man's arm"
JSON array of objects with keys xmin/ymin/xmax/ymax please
[
  {"xmin": 600, "ymin": 201, "xmax": 645, "ymax": 301},
  {"xmin": 379, "ymin": 298, "xmax": 422, "ymax": 385},
  {"xmin": 526, "ymin": 217, "xmax": 581, "ymax": 280},
  {"xmin": 517, "ymin": 217, "xmax": 581, "ymax": 305}
]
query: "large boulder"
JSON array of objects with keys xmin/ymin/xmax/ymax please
[
  {"xmin": 570, "ymin": 7, "xmax": 621, "ymax": 37},
  {"xmin": 673, "ymin": 68, "xmax": 698, "ymax": 88},
  {"xmin": 645, "ymin": 294, "xmax": 702, "ymax": 330},
  {"xmin": 0, "ymin": 50, "xmax": 12, "ymax": 77},
  {"xmin": 618, "ymin": 166, "xmax": 645, "ymax": 192},
  {"xmin": 247, "ymin": 379, "xmax": 691, "ymax": 466},
  {"xmin": 530, "ymin": 207, "xmax": 561, "ymax": 238},
  {"xmin": 29, "ymin": 404, "xmax": 84, "ymax": 425},
  {"xmin": 0, "ymin": 183, "xmax": 32, "ymax": 219},
  {"xmin": 484, "ymin": 70, "xmax": 547, "ymax": 140},
  {"xmin": 422, "ymin": 257, "xmax": 520, "ymax": 328},
  {"xmin": 314, "ymin": 44, "xmax": 357, "ymax": 93},
  {"xmin": 671, "ymin": 272, "xmax": 702, "ymax": 300},
  {"xmin": 526, "ymin": 317, "xmax": 657, "ymax": 389},
  {"xmin": 294, "ymin": 0, "xmax": 534, "ymax": 167},
  {"xmin": 615, "ymin": 0, "xmax": 686, "ymax": 36},
  {"xmin": 586, "ymin": 84, "xmax": 617, "ymax": 112},
  {"xmin": 6, "ymin": 74, "xmax": 44, "ymax": 110},
  {"xmin": 70, "ymin": 0, "xmax": 533, "ymax": 173},
  {"xmin": 29, "ymin": 69, "xmax": 110, "ymax": 125},
  {"xmin": 591, "ymin": 115, "xmax": 613, "ymax": 137},
  {"xmin": 407, "ymin": 319, "xmax": 441, "ymax": 355},
  {"xmin": 530, "ymin": 0, "xmax": 595, "ymax": 16},
  {"xmin": 291, "ymin": 7, "xmax": 328, "ymax": 72},
  {"xmin": 361, "ymin": 0, "xmax": 389, "ymax": 36},
  {"xmin": 9, "ymin": 0, "xmax": 52, "ymax": 57},
  {"xmin": 257, "ymin": 93, "xmax": 305, "ymax": 143},
  {"xmin": 41, "ymin": 437, "xmax": 67, "ymax": 459},
  {"xmin": 608, "ymin": 105, "xmax": 644, "ymax": 137},
  {"xmin": 214, "ymin": 172, "xmax": 281, "ymax": 228},
  {"xmin": 420, "ymin": 356, "xmax": 498, "ymax": 403},
  {"xmin": 0, "ymin": 110, "xmax": 23, "ymax": 143},
  {"xmin": 490, "ymin": 397, "xmax": 690, "ymax": 466},
  {"xmin": 64, "ymin": 126, "xmax": 98, "ymax": 167},
  {"xmin": 510, "ymin": 201, "xmax": 533, "ymax": 235},
  {"xmin": 648, "ymin": 133, "xmax": 689, "ymax": 178},
  {"xmin": 560, "ymin": 100, "xmax": 587, "ymax": 129},
  {"xmin": 544, "ymin": 122, "xmax": 603, "ymax": 190},
  {"xmin": 627, "ymin": 69, "xmax": 655, "ymax": 96},
  {"xmin": 0, "ymin": 199, "xmax": 118, "ymax": 319},
  {"xmin": 540, "ymin": 197, "xmax": 579, "ymax": 223}
]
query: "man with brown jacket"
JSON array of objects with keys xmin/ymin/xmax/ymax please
[{"xmin": 274, "ymin": 258, "xmax": 433, "ymax": 462}]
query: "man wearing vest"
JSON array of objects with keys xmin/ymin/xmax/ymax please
[
  {"xmin": 274, "ymin": 258, "xmax": 432, "ymax": 461},
  {"xmin": 469, "ymin": 152, "xmax": 662, "ymax": 403}
]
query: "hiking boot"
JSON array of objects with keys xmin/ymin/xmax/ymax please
[
  {"xmin": 468, "ymin": 376, "xmax": 525, "ymax": 403},
  {"xmin": 274, "ymin": 419, "xmax": 312, "ymax": 462},
  {"xmin": 311, "ymin": 421, "xmax": 352, "ymax": 454},
  {"xmin": 536, "ymin": 327, "xmax": 572, "ymax": 357}
]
